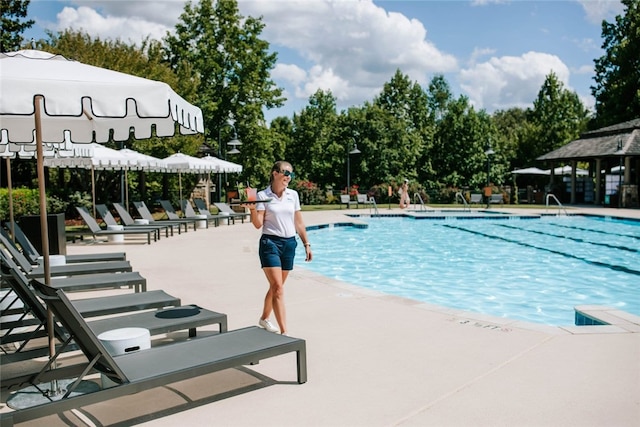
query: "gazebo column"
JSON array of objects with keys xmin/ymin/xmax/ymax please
[
  {"xmin": 595, "ymin": 158, "xmax": 602, "ymax": 205},
  {"xmin": 570, "ymin": 160, "xmax": 577, "ymax": 204}
]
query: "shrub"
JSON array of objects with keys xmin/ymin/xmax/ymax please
[{"xmin": 0, "ymin": 187, "xmax": 67, "ymax": 221}]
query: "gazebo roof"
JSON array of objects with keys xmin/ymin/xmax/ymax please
[{"xmin": 537, "ymin": 118, "xmax": 640, "ymax": 161}]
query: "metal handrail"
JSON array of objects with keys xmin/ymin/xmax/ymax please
[
  {"xmin": 413, "ymin": 193, "xmax": 427, "ymax": 211},
  {"xmin": 545, "ymin": 193, "xmax": 568, "ymax": 216},
  {"xmin": 368, "ymin": 197, "xmax": 379, "ymax": 215},
  {"xmin": 455, "ymin": 192, "xmax": 471, "ymax": 212}
]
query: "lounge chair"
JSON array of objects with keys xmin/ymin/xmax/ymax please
[
  {"xmin": 0, "ymin": 281, "xmax": 306, "ymax": 426},
  {"xmin": 75, "ymin": 206, "xmax": 157, "ymax": 245},
  {"xmin": 193, "ymin": 198, "xmax": 234, "ymax": 225},
  {"xmin": 180, "ymin": 199, "xmax": 223, "ymax": 227},
  {"xmin": 489, "ymin": 194, "xmax": 504, "ymax": 205},
  {"xmin": 213, "ymin": 202, "xmax": 250, "ymax": 223},
  {"xmin": 158, "ymin": 200, "xmax": 201, "ymax": 229},
  {"xmin": 132, "ymin": 201, "xmax": 194, "ymax": 232},
  {"xmin": 113, "ymin": 202, "xmax": 179, "ymax": 235},
  {"xmin": 0, "ymin": 230, "xmax": 135, "ymax": 281},
  {"xmin": 340, "ymin": 194, "xmax": 357, "ymax": 209},
  {"xmin": 356, "ymin": 194, "xmax": 374, "ymax": 208},
  {"xmin": 95, "ymin": 204, "xmax": 171, "ymax": 239},
  {"xmin": 470, "ymin": 194, "xmax": 482, "ymax": 204},
  {"xmin": 2, "ymin": 222, "xmax": 127, "ymax": 264},
  {"xmin": 0, "ymin": 253, "xmax": 226, "ymax": 367}
]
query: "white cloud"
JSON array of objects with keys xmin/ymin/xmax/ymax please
[
  {"xmin": 56, "ymin": 6, "xmax": 170, "ymax": 45},
  {"xmin": 576, "ymin": 0, "xmax": 624, "ymax": 24},
  {"xmin": 241, "ymin": 0, "xmax": 458, "ymax": 109},
  {"xmin": 459, "ymin": 51, "xmax": 570, "ymax": 111}
]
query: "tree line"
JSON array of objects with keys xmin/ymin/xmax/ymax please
[{"xmin": 2, "ymin": 0, "xmax": 638, "ymax": 205}]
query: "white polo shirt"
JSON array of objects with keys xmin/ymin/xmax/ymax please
[{"xmin": 256, "ymin": 186, "xmax": 301, "ymax": 238}]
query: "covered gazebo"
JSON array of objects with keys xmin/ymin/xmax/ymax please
[{"xmin": 537, "ymin": 118, "xmax": 640, "ymax": 207}]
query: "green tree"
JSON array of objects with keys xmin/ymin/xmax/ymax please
[
  {"xmin": 529, "ymin": 72, "xmax": 589, "ymax": 158},
  {"xmin": 373, "ymin": 70, "xmax": 434, "ymax": 187},
  {"xmin": 592, "ymin": 0, "xmax": 640, "ymax": 128},
  {"xmin": 163, "ymin": 0, "xmax": 285, "ymax": 185},
  {"xmin": 289, "ymin": 90, "xmax": 340, "ymax": 188},
  {"xmin": 0, "ymin": 0, "xmax": 34, "ymax": 51}
]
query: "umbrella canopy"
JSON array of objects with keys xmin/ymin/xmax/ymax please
[
  {"xmin": 119, "ymin": 148, "xmax": 168, "ymax": 172},
  {"xmin": 44, "ymin": 142, "xmax": 135, "ymax": 169},
  {"xmin": 202, "ymin": 155, "xmax": 243, "ymax": 173},
  {"xmin": 511, "ymin": 167, "xmax": 549, "ymax": 175},
  {"xmin": 0, "ymin": 49, "xmax": 203, "ymax": 376},
  {"xmin": 163, "ymin": 153, "xmax": 216, "ymax": 201}
]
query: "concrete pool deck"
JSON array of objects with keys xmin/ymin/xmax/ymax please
[{"xmin": 2, "ymin": 206, "xmax": 639, "ymax": 426}]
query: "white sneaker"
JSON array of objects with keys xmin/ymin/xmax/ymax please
[{"xmin": 259, "ymin": 318, "xmax": 279, "ymax": 333}]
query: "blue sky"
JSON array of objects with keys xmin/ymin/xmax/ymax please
[{"xmin": 22, "ymin": 0, "xmax": 625, "ymax": 123}]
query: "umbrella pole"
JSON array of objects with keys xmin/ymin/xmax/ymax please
[
  {"xmin": 179, "ymin": 171, "xmax": 183, "ymax": 202},
  {"xmin": 125, "ymin": 169, "xmax": 129, "ymax": 210},
  {"xmin": 6, "ymin": 157, "xmax": 15, "ymax": 241},
  {"xmin": 35, "ymin": 96, "xmax": 61, "ymax": 395},
  {"xmin": 91, "ymin": 166, "xmax": 96, "ymax": 219}
]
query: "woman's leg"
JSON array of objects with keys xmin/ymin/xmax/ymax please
[{"xmin": 261, "ymin": 267, "xmax": 290, "ymax": 333}]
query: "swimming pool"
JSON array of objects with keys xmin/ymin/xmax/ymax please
[{"xmin": 298, "ymin": 215, "xmax": 640, "ymax": 326}]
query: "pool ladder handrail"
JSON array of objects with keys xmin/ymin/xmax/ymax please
[
  {"xmin": 455, "ymin": 192, "xmax": 471, "ymax": 212},
  {"xmin": 367, "ymin": 196, "xmax": 379, "ymax": 215},
  {"xmin": 545, "ymin": 193, "xmax": 568, "ymax": 216},
  {"xmin": 413, "ymin": 193, "xmax": 427, "ymax": 211}
]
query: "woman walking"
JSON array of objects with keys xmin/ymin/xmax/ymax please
[{"xmin": 244, "ymin": 161, "xmax": 312, "ymax": 335}]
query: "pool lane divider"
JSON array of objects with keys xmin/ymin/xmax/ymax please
[
  {"xmin": 442, "ymin": 224, "xmax": 640, "ymax": 277},
  {"xmin": 546, "ymin": 222, "xmax": 640, "ymax": 241},
  {"xmin": 495, "ymin": 223, "xmax": 639, "ymax": 254}
]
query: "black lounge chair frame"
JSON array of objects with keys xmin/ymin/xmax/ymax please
[
  {"xmin": 1, "ymin": 252, "xmax": 227, "ymax": 367},
  {"xmin": 94, "ymin": 204, "xmax": 171, "ymax": 239},
  {"xmin": 2, "ymin": 221, "xmax": 127, "ymax": 264},
  {"xmin": 132, "ymin": 201, "xmax": 194, "ymax": 232},
  {"xmin": 0, "ymin": 231, "xmax": 135, "ymax": 280},
  {"xmin": 193, "ymin": 198, "xmax": 235, "ymax": 225},
  {"xmin": 75, "ymin": 206, "xmax": 157, "ymax": 244},
  {"xmin": 0, "ymin": 281, "xmax": 306, "ymax": 426},
  {"xmin": 111, "ymin": 202, "xmax": 177, "ymax": 235}
]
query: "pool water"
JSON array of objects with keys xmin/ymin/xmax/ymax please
[{"xmin": 298, "ymin": 216, "xmax": 640, "ymax": 326}]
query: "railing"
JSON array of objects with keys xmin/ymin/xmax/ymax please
[
  {"xmin": 413, "ymin": 193, "xmax": 427, "ymax": 211},
  {"xmin": 368, "ymin": 197, "xmax": 379, "ymax": 215},
  {"xmin": 545, "ymin": 193, "xmax": 568, "ymax": 216},
  {"xmin": 455, "ymin": 192, "xmax": 471, "ymax": 212}
]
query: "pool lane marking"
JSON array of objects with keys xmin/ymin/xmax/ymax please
[
  {"xmin": 545, "ymin": 222, "xmax": 640, "ymax": 240},
  {"xmin": 442, "ymin": 224, "xmax": 640, "ymax": 276},
  {"xmin": 496, "ymin": 223, "xmax": 639, "ymax": 253}
]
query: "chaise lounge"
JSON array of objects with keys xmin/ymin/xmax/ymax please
[{"xmin": 0, "ymin": 281, "xmax": 306, "ymax": 426}]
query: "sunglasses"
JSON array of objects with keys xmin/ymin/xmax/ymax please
[{"xmin": 279, "ymin": 170, "xmax": 295, "ymax": 179}]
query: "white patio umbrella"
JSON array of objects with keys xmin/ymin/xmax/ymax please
[
  {"xmin": 510, "ymin": 167, "xmax": 550, "ymax": 175},
  {"xmin": 43, "ymin": 143, "xmax": 138, "ymax": 217},
  {"xmin": 163, "ymin": 152, "xmax": 216, "ymax": 202},
  {"xmin": 202, "ymin": 154, "xmax": 243, "ymax": 172},
  {"xmin": 0, "ymin": 49, "xmax": 203, "ymax": 396},
  {"xmin": 1, "ymin": 132, "xmax": 77, "ymax": 240},
  {"xmin": 118, "ymin": 148, "xmax": 168, "ymax": 208},
  {"xmin": 1, "ymin": 49, "xmax": 203, "ymax": 283},
  {"xmin": 552, "ymin": 165, "xmax": 589, "ymax": 176}
]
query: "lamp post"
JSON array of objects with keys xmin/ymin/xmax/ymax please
[
  {"xmin": 485, "ymin": 144, "xmax": 495, "ymax": 208},
  {"xmin": 346, "ymin": 140, "xmax": 361, "ymax": 197},
  {"xmin": 218, "ymin": 122, "xmax": 241, "ymax": 202}
]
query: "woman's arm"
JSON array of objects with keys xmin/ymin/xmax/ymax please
[
  {"xmin": 294, "ymin": 210, "xmax": 313, "ymax": 261},
  {"xmin": 247, "ymin": 207, "xmax": 265, "ymax": 229}
]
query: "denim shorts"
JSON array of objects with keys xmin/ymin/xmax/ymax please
[{"xmin": 259, "ymin": 234, "xmax": 297, "ymax": 270}]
